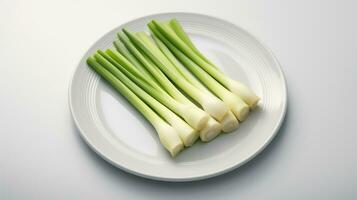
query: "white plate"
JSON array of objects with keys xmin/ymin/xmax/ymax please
[{"xmin": 69, "ymin": 12, "xmax": 287, "ymax": 181}]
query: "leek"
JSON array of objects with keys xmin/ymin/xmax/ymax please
[
  {"xmin": 118, "ymin": 33, "xmax": 222, "ymax": 141},
  {"xmin": 149, "ymin": 23, "xmax": 249, "ymax": 121},
  {"xmin": 123, "ymin": 29, "xmax": 229, "ymax": 121},
  {"xmin": 151, "ymin": 20, "xmax": 260, "ymax": 108},
  {"xmin": 168, "ymin": 19, "xmax": 217, "ymax": 68},
  {"xmin": 152, "ymin": 34, "xmax": 240, "ymax": 131},
  {"xmin": 94, "ymin": 52, "xmax": 199, "ymax": 146},
  {"xmin": 101, "ymin": 49, "xmax": 209, "ymax": 131},
  {"xmin": 114, "ymin": 40, "xmax": 157, "ymax": 83},
  {"xmin": 87, "ymin": 57, "xmax": 183, "ymax": 156}
]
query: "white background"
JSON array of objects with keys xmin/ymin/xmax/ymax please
[{"xmin": 1, "ymin": 0, "xmax": 356, "ymax": 199}]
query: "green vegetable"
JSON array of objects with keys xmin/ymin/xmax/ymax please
[
  {"xmin": 114, "ymin": 40, "xmax": 157, "ymax": 83},
  {"xmin": 151, "ymin": 33, "xmax": 204, "ymax": 89},
  {"xmin": 168, "ymin": 19, "xmax": 218, "ymax": 68},
  {"xmin": 151, "ymin": 20, "xmax": 260, "ymax": 108},
  {"xmin": 87, "ymin": 57, "xmax": 183, "ymax": 156},
  {"xmin": 123, "ymin": 29, "xmax": 229, "ymax": 121},
  {"xmin": 105, "ymin": 48, "xmax": 152, "ymax": 87},
  {"xmin": 118, "ymin": 32, "xmax": 222, "ymax": 141},
  {"xmin": 199, "ymin": 117, "xmax": 222, "ymax": 142},
  {"xmin": 152, "ymin": 34, "xmax": 239, "ymax": 131},
  {"xmin": 149, "ymin": 25, "xmax": 249, "ymax": 121},
  {"xmin": 87, "ymin": 18, "xmax": 261, "ymax": 149},
  {"xmin": 94, "ymin": 52, "xmax": 199, "ymax": 146},
  {"xmin": 118, "ymin": 33, "xmax": 185, "ymax": 100},
  {"xmin": 101, "ymin": 49, "xmax": 209, "ymax": 131},
  {"xmin": 118, "ymin": 35, "xmax": 217, "ymax": 132}
]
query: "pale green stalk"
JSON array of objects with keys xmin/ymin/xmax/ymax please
[
  {"xmin": 152, "ymin": 34, "xmax": 205, "ymax": 90},
  {"xmin": 119, "ymin": 32, "xmax": 222, "ymax": 141},
  {"xmin": 168, "ymin": 19, "xmax": 218, "ymax": 68},
  {"xmin": 105, "ymin": 48, "xmax": 154, "ymax": 88},
  {"xmin": 100, "ymin": 49, "xmax": 209, "ymax": 131},
  {"xmin": 118, "ymin": 33, "xmax": 187, "ymax": 101},
  {"xmin": 152, "ymin": 34, "xmax": 239, "ymax": 131},
  {"xmin": 87, "ymin": 57, "xmax": 183, "ymax": 156},
  {"xmin": 124, "ymin": 29, "xmax": 229, "ymax": 121},
  {"xmin": 151, "ymin": 20, "xmax": 260, "ymax": 108},
  {"xmin": 94, "ymin": 52, "xmax": 198, "ymax": 146},
  {"xmin": 149, "ymin": 23, "xmax": 249, "ymax": 121},
  {"xmin": 114, "ymin": 40, "xmax": 157, "ymax": 82}
]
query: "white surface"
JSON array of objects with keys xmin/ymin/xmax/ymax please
[
  {"xmin": 0, "ymin": 0, "xmax": 356, "ymax": 199},
  {"xmin": 69, "ymin": 13, "xmax": 287, "ymax": 181}
]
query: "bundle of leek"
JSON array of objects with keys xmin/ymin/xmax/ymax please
[{"xmin": 86, "ymin": 18, "xmax": 260, "ymax": 157}]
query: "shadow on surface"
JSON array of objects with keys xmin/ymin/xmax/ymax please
[{"xmin": 71, "ymin": 103, "xmax": 290, "ymax": 189}]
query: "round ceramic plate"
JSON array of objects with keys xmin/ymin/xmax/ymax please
[{"xmin": 69, "ymin": 12, "xmax": 287, "ymax": 181}]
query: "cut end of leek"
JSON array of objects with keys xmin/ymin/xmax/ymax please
[
  {"xmin": 172, "ymin": 119, "xmax": 199, "ymax": 147},
  {"xmin": 199, "ymin": 117, "xmax": 222, "ymax": 142},
  {"xmin": 200, "ymin": 95, "xmax": 229, "ymax": 121},
  {"xmin": 235, "ymin": 105, "xmax": 250, "ymax": 122},
  {"xmin": 169, "ymin": 143, "xmax": 184, "ymax": 157},
  {"xmin": 221, "ymin": 92, "xmax": 250, "ymax": 122},
  {"xmin": 175, "ymin": 126, "xmax": 199, "ymax": 147},
  {"xmin": 181, "ymin": 104, "xmax": 210, "ymax": 130},
  {"xmin": 221, "ymin": 111, "xmax": 239, "ymax": 133},
  {"xmin": 183, "ymin": 130, "xmax": 199, "ymax": 147},
  {"xmin": 227, "ymin": 79, "xmax": 260, "ymax": 109},
  {"xmin": 155, "ymin": 123, "xmax": 184, "ymax": 157},
  {"xmin": 249, "ymin": 96, "xmax": 260, "ymax": 109}
]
